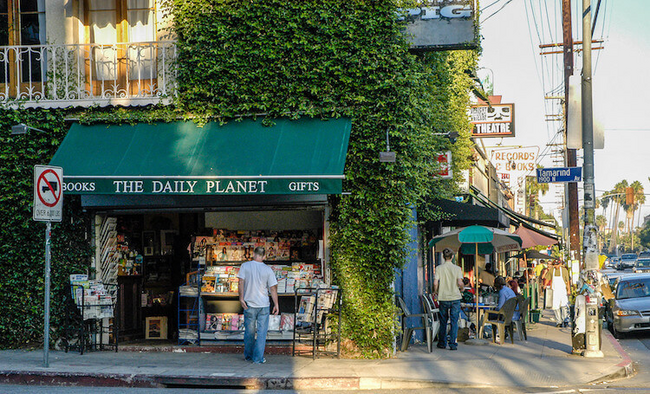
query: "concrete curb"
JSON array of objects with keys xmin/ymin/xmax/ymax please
[
  {"xmin": 587, "ymin": 330, "xmax": 635, "ymax": 384},
  {"xmin": 1, "ymin": 367, "xmax": 632, "ymax": 391}
]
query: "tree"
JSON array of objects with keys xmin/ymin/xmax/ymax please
[
  {"xmin": 608, "ymin": 180, "xmax": 628, "ymax": 253},
  {"xmin": 525, "ymin": 172, "xmax": 550, "ymax": 219},
  {"xmin": 628, "ymin": 180, "xmax": 645, "ymax": 234},
  {"xmin": 596, "ymin": 214, "xmax": 607, "ymax": 251}
]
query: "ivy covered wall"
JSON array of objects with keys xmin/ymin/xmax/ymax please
[
  {"xmin": 171, "ymin": 0, "xmax": 478, "ymax": 357},
  {"xmin": 0, "ymin": 109, "xmax": 92, "ymax": 348}
]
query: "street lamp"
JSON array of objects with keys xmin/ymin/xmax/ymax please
[{"xmin": 11, "ymin": 123, "xmax": 47, "ymax": 135}]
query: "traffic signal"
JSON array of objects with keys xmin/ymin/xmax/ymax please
[{"xmin": 626, "ymin": 187, "xmax": 634, "ymax": 205}]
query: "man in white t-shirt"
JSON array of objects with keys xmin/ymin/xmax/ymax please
[
  {"xmin": 433, "ymin": 248, "xmax": 464, "ymax": 350},
  {"xmin": 238, "ymin": 247, "xmax": 279, "ymax": 364}
]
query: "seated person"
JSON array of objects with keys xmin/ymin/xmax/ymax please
[
  {"xmin": 461, "ymin": 277, "xmax": 475, "ymax": 303},
  {"xmin": 489, "ymin": 276, "xmax": 520, "ymax": 321},
  {"xmin": 463, "ymin": 277, "xmax": 475, "ymax": 294},
  {"xmin": 509, "ymin": 279, "xmax": 520, "ymax": 294}
]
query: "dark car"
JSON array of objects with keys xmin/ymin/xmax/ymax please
[
  {"xmin": 618, "ymin": 253, "xmax": 638, "ymax": 270},
  {"xmin": 635, "ymin": 258, "xmax": 650, "ymax": 273},
  {"xmin": 606, "ymin": 273, "xmax": 650, "ymax": 338}
]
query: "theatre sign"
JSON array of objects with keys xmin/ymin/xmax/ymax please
[{"xmin": 470, "ymin": 103, "xmax": 515, "ymax": 138}]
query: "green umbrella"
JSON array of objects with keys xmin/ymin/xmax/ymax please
[{"xmin": 429, "ymin": 225, "xmax": 523, "ymax": 341}]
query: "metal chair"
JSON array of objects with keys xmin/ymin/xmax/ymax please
[
  {"xmin": 512, "ymin": 296, "xmax": 530, "ymax": 341},
  {"xmin": 421, "ymin": 294, "xmax": 441, "ymax": 343},
  {"xmin": 481, "ymin": 297, "xmax": 517, "ymax": 344},
  {"xmin": 397, "ymin": 296, "xmax": 432, "ymax": 352}
]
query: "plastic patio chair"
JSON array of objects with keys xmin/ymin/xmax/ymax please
[
  {"xmin": 512, "ymin": 296, "xmax": 530, "ymax": 341},
  {"xmin": 397, "ymin": 296, "xmax": 432, "ymax": 352},
  {"xmin": 481, "ymin": 297, "xmax": 517, "ymax": 344},
  {"xmin": 421, "ymin": 294, "xmax": 441, "ymax": 343}
]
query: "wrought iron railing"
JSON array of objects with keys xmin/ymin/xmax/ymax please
[{"xmin": 0, "ymin": 41, "xmax": 176, "ymax": 108}]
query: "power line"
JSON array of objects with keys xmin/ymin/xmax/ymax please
[
  {"xmin": 481, "ymin": 0, "xmax": 515, "ymax": 24},
  {"xmin": 480, "ymin": 0, "xmax": 505, "ymax": 13}
]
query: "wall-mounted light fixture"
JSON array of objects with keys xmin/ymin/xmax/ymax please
[
  {"xmin": 433, "ymin": 131, "xmax": 459, "ymax": 144},
  {"xmin": 11, "ymin": 123, "xmax": 47, "ymax": 135},
  {"xmin": 379, "ymin": 128, "xmax": 396, "ymax": 162}
]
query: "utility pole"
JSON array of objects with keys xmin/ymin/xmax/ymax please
[
  {"xmin": 581, "ymin": 0, "xmax": 603, "ymax": 358},
  {"xmin": 562, "ymin": 0, "xmax": 581, "ymax": 263}
]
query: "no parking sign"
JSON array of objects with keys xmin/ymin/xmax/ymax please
[{"xmin": 33, "ymin": 165, "xmax": 63, "ymax": 222}]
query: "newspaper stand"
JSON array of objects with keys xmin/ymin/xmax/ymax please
[
  {"xmin": 65, "ymin": 282, "xmax": 118, "ymax": 354},
  {"xmin": 292, "ymin": 286, "xmax": 341, "ymax": 359},
  {"xmin": 177, "ymin": 270, "xmax": 203, "ymax": 345}
]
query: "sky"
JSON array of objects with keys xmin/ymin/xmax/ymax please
[{"xmin": 477, "ymin": 0, "xmax": 650, "ymax": 228}]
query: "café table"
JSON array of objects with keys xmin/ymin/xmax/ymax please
[{"xmin": 461, "ymin": 302, "xmax": 496, "ymax": 339}]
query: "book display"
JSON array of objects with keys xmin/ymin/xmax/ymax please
[{"xmin": 178, "ymin": 228, "xmax": 324, "ymax": 344}]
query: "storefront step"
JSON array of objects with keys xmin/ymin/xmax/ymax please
[{"xmin": 117, "ymin": 341, "xmax": 301, "ymax": 355}]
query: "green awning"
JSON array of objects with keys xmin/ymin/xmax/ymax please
[{"xmin": 50, "ymin": 118, "xmax": 351, "ymax": 195}]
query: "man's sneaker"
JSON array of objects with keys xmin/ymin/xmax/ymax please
[
  {"xmin": 253, "ymin": 358, "xmax": 267, "ymax": 364},
  {"xmin": 437, "ymin": 343, "xmax": 446, "ymax": 349},
  {"xmin": 449, "ymin": 346, "xmax": 457, "ymax": 351}
]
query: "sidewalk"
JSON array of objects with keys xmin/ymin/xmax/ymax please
[{"xmin": 0, "ymin": 311, "xmax": 634, "ymax": 390}]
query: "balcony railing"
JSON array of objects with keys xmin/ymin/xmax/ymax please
[{"xmin": 0, "ymin": 41, "xmax": 176, "ymax": 109}]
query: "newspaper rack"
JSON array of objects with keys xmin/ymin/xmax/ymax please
[{"xmin": 292, "ymin": 286, "xmax": 341, "ymax": 359}]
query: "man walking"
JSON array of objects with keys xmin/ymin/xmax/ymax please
[
  {"xmin": 433, "ymin": 248, "xmax": 464, "ymax": 350},
  {"xmin": 545, "ymin": 259, "xmax": 571, "ymax": 327},
  {"xmin": 238, "ymin": 247, "xmax": 279, "ymax": 363}
]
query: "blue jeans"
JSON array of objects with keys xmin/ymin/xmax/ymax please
[
  {"xmin": 243, "ymin": 306, "xmax": 270, "ymax": 363},
  {"xmin": 438, "ymin": 300, "xmax": 461, "ymax": 348}
]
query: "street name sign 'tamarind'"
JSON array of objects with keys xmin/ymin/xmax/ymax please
[{"xmin": 536, "ymin": 167, "xmax": 582, "ymax": 183}]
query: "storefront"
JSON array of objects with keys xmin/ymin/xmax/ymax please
[
  {"xmin": 50, "ymin": 117, "xmax": 351, "ymax": 345},
  {"xmin": 425, "ymin": 198, "xmax": 510, "ymax": 291}
]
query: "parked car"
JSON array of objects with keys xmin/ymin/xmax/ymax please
[
  {"xmin": 618, "ymin": 253, "xmax": 638, "ymax": 270},
  {"xmin": 634, "ymin": 258, "xmax": 650, "ymax": 273},
  {"xmin": 639, "ymin": 251, "xmax": 650, "ymax": 259},
  {"xmin": 606, "ymin": 273, "xmax": 650, "ymax": 338},
  {"xmin": 604, "ymin": 272, "xmax": 624, "ymax": 290}
]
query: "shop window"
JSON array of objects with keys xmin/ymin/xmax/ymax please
[
  {"xmin": 85, "ymin": 0, "xmax": 157, "ymax": 94},
  {"xmin": 0, "ymin": 0, "xmax": 46, "ymax": 87}
]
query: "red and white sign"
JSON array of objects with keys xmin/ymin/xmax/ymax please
[
  {"xmin": 34, "ymin": 165, "xmax": 63, "ymax": 222},
  {"xmin": 436, "ymin": 151, "xmax": 453, "ymax": 179}
]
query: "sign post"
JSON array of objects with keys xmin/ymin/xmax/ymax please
[{"xmin": 33, "ymin": 165, "xmax": 63, "ymax": 368}]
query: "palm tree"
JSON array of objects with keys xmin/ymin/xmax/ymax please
[
  {"xmin": 525, "ymin": 173, "xmax": 550, "ymax": 219},
  {"xmin": 628, "ymin": 180, "xmax": 645, "ymax": 249},
  {"xmin": 596, "ymin": 215, "xmax": 607, "ymax": 251},
  {"xmin": 609, "ymin": 180, "xmax": 629, "ymax": 254}
]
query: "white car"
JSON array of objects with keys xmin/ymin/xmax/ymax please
[{"xmin": 606, "ymin": 273, "xmax": 650, "ymax": 338}]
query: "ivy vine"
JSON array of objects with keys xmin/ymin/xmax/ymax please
[{"xmin": 0, "ymin": 108, "xmax": 92, "ymax": 348}]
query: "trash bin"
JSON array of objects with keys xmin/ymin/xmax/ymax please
[{"xmin": 530, "ymin": 309, "xmax": 541, "ymax": 323}]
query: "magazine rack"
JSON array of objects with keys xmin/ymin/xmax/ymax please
[
  {"xmin": 292, "ymin": 286, "xmax": 341, "ymax": 359},
  {"xmin": 178, "ymin": 270, "xmax": 203, "ymax": 345},
  {"xmin": 64, "ymin": 283, "xmax": 119, "ymax": 354}
]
